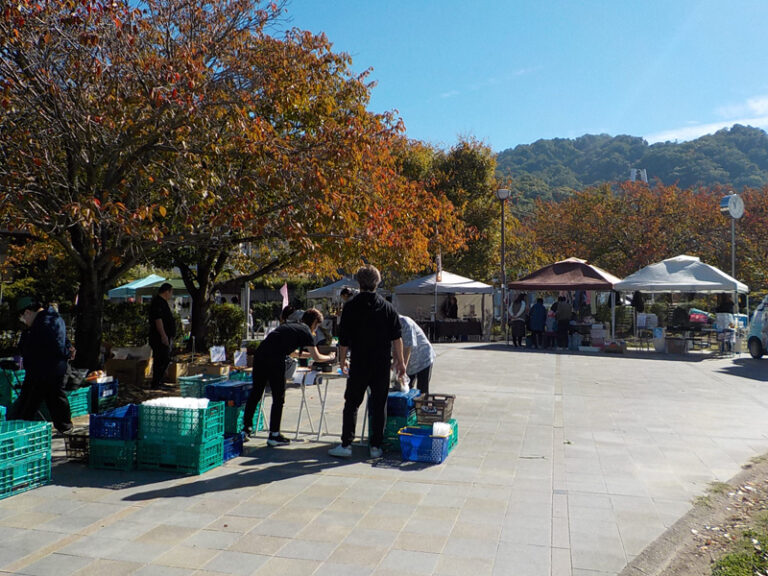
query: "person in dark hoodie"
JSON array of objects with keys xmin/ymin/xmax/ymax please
[
  {"xmin": 328, "ymin": 265, "xmax": 406, "ymax": 459},
  {"xmin": 9, "ymin": 296, "xmax": 73, "ymax": 433}
]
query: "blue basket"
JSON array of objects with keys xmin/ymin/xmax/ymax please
[
  {"xmin": 222, "ymin": 432, "xmax": 245, "ymax": 462},
  {"xmin": 90, "ymin": 379, "xmax": 119, "ymax": 413},
  {"xmin": 398, "ymin": 426, "xmax": 451, "ymax": 464},
  {"xmin": 204, "ymin": 380, "xmax": 252, "ymax": 407},
  {"xmin": 386, "ymin": 389, "xmax": 421, "ymax": 417},
  {"xmin": 89, "ymin": 404, "xmax": 139, "ymax": 440}
]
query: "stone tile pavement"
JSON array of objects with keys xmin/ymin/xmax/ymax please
[{"xmin": 1, "ymin": 344, "xmax": 767, "ymax": 575}]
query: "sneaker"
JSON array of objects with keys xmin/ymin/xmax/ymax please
[
  {"xmin": 243, "ymin": 426, "xmax": 254, "ymax": 438},
  {"xmin": 266, "ymin": 433, "xmax": 290, "ymax": 447},
  {"xmin": 328, "ymin": 444, "xmax": 352, "ymax": 458},
  {"xmin": 369, "ymin": 446, "xmax": 383, "ymax": 459}
]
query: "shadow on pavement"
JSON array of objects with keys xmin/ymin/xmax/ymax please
[
  {"xmin": 714, "ymin": 357, "xmax": 768, "ymax": 382},
  {"xmin": 50, "ymin": 443, "xmax": 435, "ymax": 501}
]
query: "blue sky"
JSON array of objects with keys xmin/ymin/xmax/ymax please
[{"xmin": 280, "ymin": 1, "xmax": 768, "ymax": 152}]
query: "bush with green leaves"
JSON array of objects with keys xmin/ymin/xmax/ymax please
[{"xmin": 208, "ymin": 303, "xmax": 246, "ymax": 353}]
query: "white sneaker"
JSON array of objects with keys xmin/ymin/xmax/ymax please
[
  {"xmin": 328, "ymin": 444, "xmax": 352, "ymax": 458},
  {"xmin": 369, "ymin": 446, "xmax": 383, "ymax": 458}
]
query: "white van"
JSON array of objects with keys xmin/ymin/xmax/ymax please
[{"xmin": 747, "ymin": 295, "xmax": 768, "ymax": 358}]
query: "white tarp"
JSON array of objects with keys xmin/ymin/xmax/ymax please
[{"xmin": 614, "ymin": 255, "xmax": 749, "ymax": 294}]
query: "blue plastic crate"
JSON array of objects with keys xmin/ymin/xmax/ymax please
[
  {"xmin": 204, "ymin": 380, "xmax": 252, "ymax": 407},
  {"xmin": 90, "ymin": 379, "xmax": 119, "ymax": 413},
  {"xmin": 386, "ymin": 389, "xmax": 421, "ymax": 417},
  {"xmin": 89, "ymin": 404, "xmax": 139, "ymax": 440},
  {"xmin": 222, "ymin": 432, "xmax": 245, "ymax": 462},
  {"xmin": 398, "ymin": 426, "xmax": 451, "ymax": 464}
]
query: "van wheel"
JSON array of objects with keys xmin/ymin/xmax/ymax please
[{"xmin": 748, "ymin": 337, "xmax": 764, "ymax": 359}]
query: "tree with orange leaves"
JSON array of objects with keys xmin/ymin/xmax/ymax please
[{"xmin": 0, "ymin": 1, "xmax": 463, "ymax": 364}]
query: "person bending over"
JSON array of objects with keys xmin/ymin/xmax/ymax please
[{"xmin": 243, "ymin": 308, "xmax": 334, "ymax": 446}]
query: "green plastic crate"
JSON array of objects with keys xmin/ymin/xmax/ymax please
[
  {"xmin": 0, "ymin": 369, "xmax": 22, "ymax": 408},
  {"xmin": 68, "ymin": 387, "xmax": 91, "ymax": 417},
  {"xmin": 228, "ymin": 371, "xmax": 252, "ymax": 382},
  {"xmin": 41, "ymin": 386, "xmax": 91, "ymax": 420},
  {"xmin": 137, "ymin": 436, "xmax": 223, "ymax": 475},
  {"xmin": 412, "ymin": 418, "xmax": 458, "ymax": 452},
  {"xmin": 0, "ymin": 451, "xmax": 51, "ymax": 500},
  {"xmin": 89, "ymin": 439, "xmax": 136, "ymax": 471},
  {"xmin": 179, "ymin": 374, "xmax": 228, "ymax": 398},
  {"xmin": 0, "ymin": 421, "xmax": 52, "ymax": 462},
  {"xmin": 0, "ymin": 405, "xmax": 5, "ymax": 421},
  {"xmin": 224, "ymin": 403, "xmax": 264, "ymax": 434},
  {"xmin": 139, "ymin": 401, "xmax": 224, "ymax": 443}
]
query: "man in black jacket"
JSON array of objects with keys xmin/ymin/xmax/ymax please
[
  {"xmin": 329, "ymin": 265, "xmax": 406, "ymax": 459},
  {"xmin": 9, "ymin": 296, "xmax": 73, "ymax": 433},
  {"xmin": 148, "ymin": 283, "xmax": 176, "ymax": 389}
]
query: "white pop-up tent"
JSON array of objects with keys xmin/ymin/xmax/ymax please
[
  {"xmin": 393, "ymin": 271, "xmax": 493, "ymax": 338},
  {"xmin": 306, "ymin": 277, "xmax": 357, "ymax": 300},
  {"xmin": 614, "ymin": 255, "xmax": 749, "ymax": 294}
]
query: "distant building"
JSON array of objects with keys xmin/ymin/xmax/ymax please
[{"xmin": 630, "ymin": 168, "xmax": 648, "ymax": 183}]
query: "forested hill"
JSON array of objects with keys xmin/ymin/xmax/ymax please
[{"xmin": 495, "ymin": 124, "xmax": 768, "ymax": 198}]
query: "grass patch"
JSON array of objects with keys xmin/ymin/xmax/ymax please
[{"xmin": 712, "ymin": 529, "xmax": 768, "ymax": 576}]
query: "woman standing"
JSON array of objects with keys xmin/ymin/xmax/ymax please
[{"xmin": 508, "ymin": 293, "xmax": 528, "ymax": 348}]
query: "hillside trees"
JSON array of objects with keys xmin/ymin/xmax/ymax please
[{"xmin": 0, "ymin": 0, "xmax": 463, "ymax": 365}]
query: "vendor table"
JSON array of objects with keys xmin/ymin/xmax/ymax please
[
  {"xmin": 417, "ymin": 319, "xmax": 482, "ymax": 342},
  {"xmin": 292, "ymin": 368, "xmax": 349, "ymax": 441}
]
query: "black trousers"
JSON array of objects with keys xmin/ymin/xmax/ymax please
[
  {"xmin": 556, "ymin": 320, "xmax": 569, "ymax": 348},
  {"xmin": 244, "ymin": 361, "xmax": 285, "ymax": 433},
  {"xmin": 9, "ymin": 374, "xmax": 72, "ymax": 433},
  {"xmin": 408, "ymin": 364, "xmax": 432, "ymax": 396},
  {"xmin": 341, "ymin": 362, "xmax": 390, "ymax": 448},
  {"xmin": 150, "ymin": 340, "xmax": 172, "ymax": 388}
]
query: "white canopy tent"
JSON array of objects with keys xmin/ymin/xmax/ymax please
[
  {"xmin": 614, "ymin": 255, "xmax": 750, "ymax": 332},
  {"xmin": 614, "ymin": 255, "xmax": 748, "ymax": 294},
  {"xmin": 393, "ymin": 271, "xmax": 493, "ymax": 339},
  {"xmin": 306, "ymin": 277, "xmax": 357, "ymax": 300}
]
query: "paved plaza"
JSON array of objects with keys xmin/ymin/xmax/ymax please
[{"xmin": 0, "ymin": 344, "xmax": 767, "ymax": 576}]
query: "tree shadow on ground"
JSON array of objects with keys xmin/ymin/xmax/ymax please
[
  {"xmin": 713, "ymin": 357, "xmax": 768, "ymax": 382},
  {"xmin": 470, "ymin": 342, "xmax": 713, "ymax": 362}
]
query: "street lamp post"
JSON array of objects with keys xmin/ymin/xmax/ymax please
[{"xmin": 496, "ymin": 188, "xmax": 511, "ymax": 343}]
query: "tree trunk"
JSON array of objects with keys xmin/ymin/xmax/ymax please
[
  {"xmin": 73, "ymin": 269, "xmax": 104, "ymax": 370},
  {"xmin": 189, "ymin": 295, "xmax": 211, "ymax": 353}
]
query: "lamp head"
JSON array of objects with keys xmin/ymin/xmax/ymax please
[{"xmin": 495, "ymin": 188, "xmax": 511, "ymax": 201}]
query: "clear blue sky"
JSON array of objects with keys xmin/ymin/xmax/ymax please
[{"xmin": 280, "ymin": 1, "xmax": 768, "ymax": 153}]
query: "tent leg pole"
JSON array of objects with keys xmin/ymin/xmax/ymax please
[{"xmin": 611, "ymin": 292, "xmax": 615, "ymax": 340}]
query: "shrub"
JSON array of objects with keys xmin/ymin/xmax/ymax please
[{"xmin": 208, "ymin": 303, "xmax": 246, "ymax": 353}]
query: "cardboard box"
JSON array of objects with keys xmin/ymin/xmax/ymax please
[
  {"xmin": 187, "ymin": 363, "xmax": 230, "ymax": 378},
  {"xmin": 165, "ymin": 362, "xmax": 189, "ymax": 383},
  {"xmin": 105, "ymin": 358, "xmax": 153, "ymax": 388}
]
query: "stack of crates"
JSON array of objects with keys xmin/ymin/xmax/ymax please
[
  {"xmin": 179, "ymin": 374, "xmax": 228, "ymax": 398},
  {"xmin": 372, "ymin": 389, "xmax": 420, "ymax": 453},
  {"xmin": 399, "ymin": 394, "xmax": 458, "ymax": 464},
  {"xmin": 0, "ymin": 421, "xmax": 52, "ymax": 500},
  {"xmin": 90, "ymin": 378, "xmax": 119, "ymax": 414},
  {"xmin": 137, "ymin": 399, "xmax": 225, "ymax": 474},
  {"xmin": 89, "ymin": 404, "xmax": 139, "ymax": 471},
  {"xmin": 205, "ymin": 380, "xmax": 259, "ymax": 461}
]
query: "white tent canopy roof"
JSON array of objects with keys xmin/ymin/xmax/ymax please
[
  {"xmin": 614, "ymin": 255, "xmax": 749, "ymax": 294},
  {"xmin": 306, "ymin": 277, "xmax": 358, "ymax": 299},
  {"xmin": 394, "ymin": 271, "xmax": 493, "ymax": 294}
]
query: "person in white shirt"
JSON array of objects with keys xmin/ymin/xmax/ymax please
[{"xmin": 399, "ymin": 315, "xmax": 436, "ymax": 395}]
